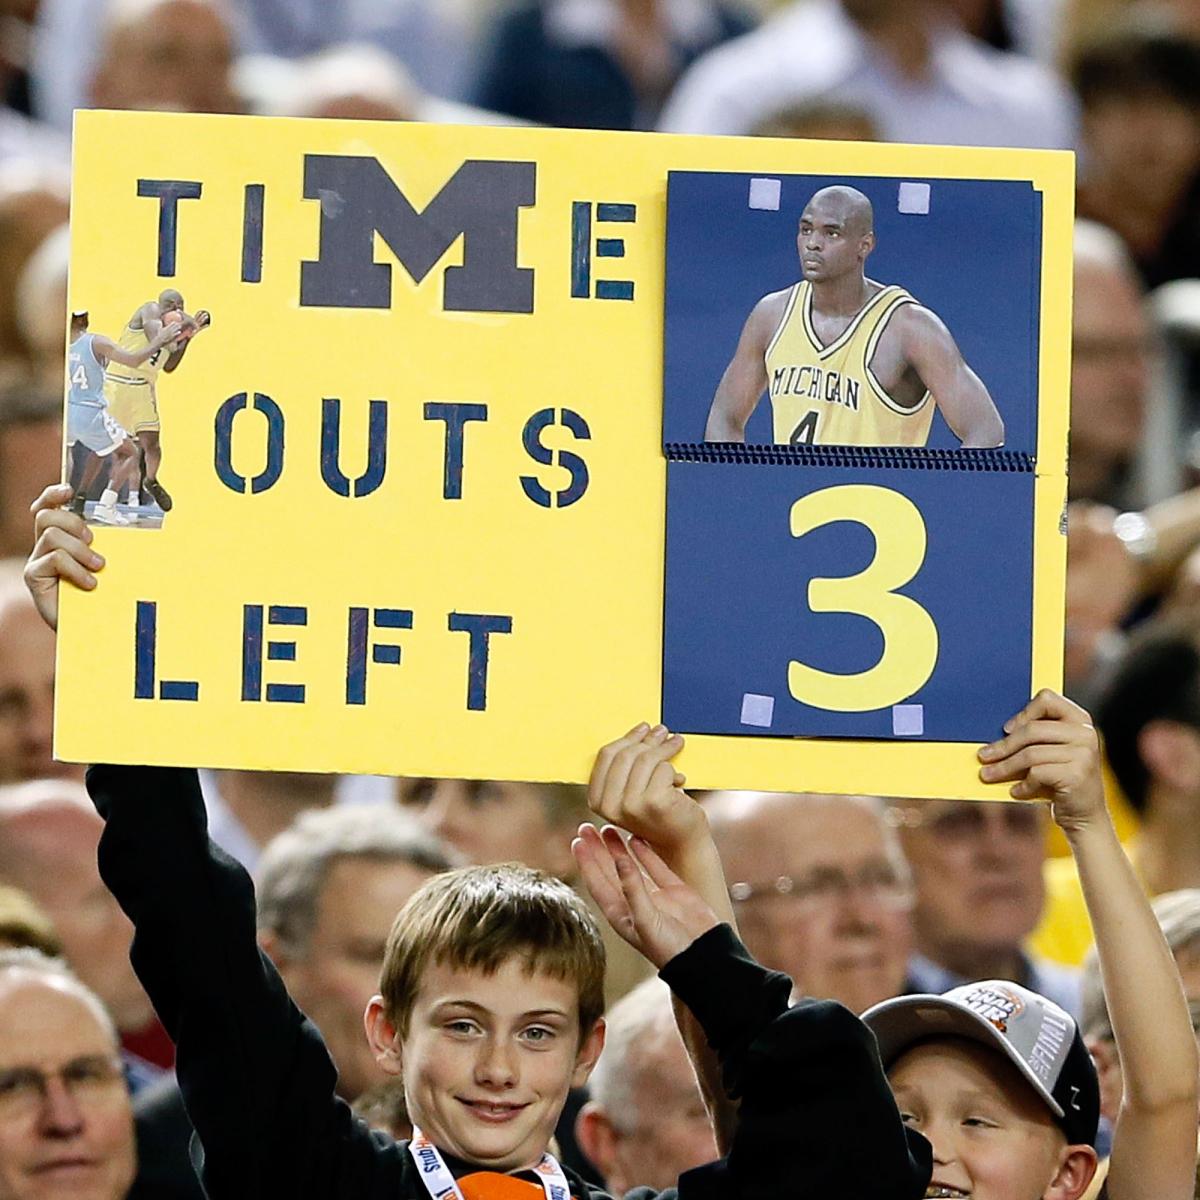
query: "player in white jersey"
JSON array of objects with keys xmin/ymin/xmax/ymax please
[
  {"xmin": 704, "ymin": 186, "xmax": 1005, "ymax": 448},
  {"xmin": 67, "ymin": 309, "xmax": 176, "ymax": 526}
]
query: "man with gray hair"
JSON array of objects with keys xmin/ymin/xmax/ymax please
[
  {"xmin": 0, "ymin": 947, "xmax": 136, "ymax": 1199},
  {"xmin": 705, "ymin": 790, "xmax": 914, "ymax": 1012},
  {"xmin": 133, "ymin": 801, "xmax": 456, "ymax": 1197},
  {"xmin": 888, "ymin": 797, "xmax": 1080, "ymax": 1017},
  {"xmin": 253, "ymin": 802, "xmax": 456, "ymax": 1099},
  {"xmin": 574, "ymin": 978, "xmax": 716, "ymax": 1194}
]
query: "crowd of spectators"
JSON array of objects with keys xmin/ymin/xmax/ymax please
[{"xmin": 3, "ymin": 0, "xmax": 1200, "ymax": 1197}]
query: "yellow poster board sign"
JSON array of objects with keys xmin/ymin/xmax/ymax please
[{"xmin": 55, "ymin": 111, "xmax": 1073, "ymax": 798}]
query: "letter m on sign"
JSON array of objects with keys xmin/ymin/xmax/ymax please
[{"xmin": 300, "ymin": 156, "xmax": 536, "ymax": 313}]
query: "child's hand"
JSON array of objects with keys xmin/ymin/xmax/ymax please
[
  {"xmin": 589, "ymin": 724, "xmax": 707, "ymax": 860},
  {"xmin": 572, "ymin": 824, "xmax": 720, "ymax": 968},
  {"xmin": 977, "ymin": 689, "xmax": 1106, "ymax": 835}
]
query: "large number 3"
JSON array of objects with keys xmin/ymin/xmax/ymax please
[{"xmin": 788, "ymin": 485, "xmax": 938, "ymax": 713}]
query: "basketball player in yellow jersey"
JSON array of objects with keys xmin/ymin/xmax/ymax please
[
  {"xmin": 105, "ymin": 288, "xmax": 209, "ymax": 512},
  {"xmin": 704, "ymin": 186, "xmax": 1005, "ymax": 448}
]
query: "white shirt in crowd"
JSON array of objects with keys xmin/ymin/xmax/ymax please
[{"xmin": 658, "ymin": 0, "xmax": 1078, "ymax": 149}]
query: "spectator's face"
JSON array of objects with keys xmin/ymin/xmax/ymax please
[
  {"xmin": 1084, "ymin": 95, "xmax": 1200, "ymax": 212},
  {"xmin": 1069, "ymin": 258, "xmax": 1149, "ymax": 500},
  {"xmin": 888, "ymin": 1038, "xmax": 1090, "ymax": 1200},
  {"xmin": 898, "ymin": 800, "xmax": 1046, "ymax": 962},
  {"xmin": 271, "ymin": 857, "xmax": 435, "ymax": 1102},
  {"xmin": 0, "ymin": 978, "xmax": 135, "ymax": 1200},
  {"xmin": 0, "ymin": 602, "xmax": 71, "ymax": 783},
  {"xmin": 593, "ymin": 1034, "xmax": 716, "ymax": 1193},
  {"xmin": 91, "ymin": 0, "xmax": 237, "ymax": 115},
  {"xmin": 397, "ymin": 780, "xmax": 574, "ymax": 879},
  {"xmin": 712, "ymin": 794, "xmax": 912, "ymax": 1012},
  {"xmin": 0, "ymin": 801, "xmax": 151, "ymax": 1033}
]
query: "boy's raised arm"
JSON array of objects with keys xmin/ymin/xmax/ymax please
[
  {"xmin": 574, "ymin": 820, "xmax": 931, "ymax": 1200},
  {"xmin": 586, "ymin": 725, "xmax": 739, "ymax": 1147},
  {"xmin": 980, "ymin": 690, "xmax": 1200, "ymax": 1200}
]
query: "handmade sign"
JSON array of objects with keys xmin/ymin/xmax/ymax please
[{"xmin": 55, "ymin": 111, "xmax": 1073, "ymax": 798}]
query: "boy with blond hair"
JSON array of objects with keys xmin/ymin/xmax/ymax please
[{"xmin": 587, "ymin": 698, "xmax": 1198, "ymax": 1200}]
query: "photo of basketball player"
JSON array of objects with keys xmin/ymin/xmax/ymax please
[
  {"xmin": 103, "ymin": 288, "xmax": 210, "ymax": 513},
  {"xmin": 66, "ymin": 309, "xmax": 176, "ymax": 527},
  {"xmin": 704, "ymin": 186, "xmax": 1005, "ymax": 448}
]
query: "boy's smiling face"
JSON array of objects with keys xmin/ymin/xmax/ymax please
[
  {"xmin": 888, "ymin": 1039, "xmax": 1096, "ymax": 1200},
  {"xmin": 369, "ymin": 956, "xmax": 605, "ymax": 1172}
]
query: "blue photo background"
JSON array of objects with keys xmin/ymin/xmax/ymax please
[
  {"xmin": 662, "ymin": 171, "xmax": 1043, "ymax": 453},
  {"xmin": 661, "ymin": 458, "xmax": 1035, "ymax": 742}
]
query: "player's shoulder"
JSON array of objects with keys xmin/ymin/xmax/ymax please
[
  {"xmin": 751, "ymin": 286, "xmax": 793, "ymax": 323},
  {"xmin": 887, "ymin": 297, "xmax": 952, "ymax": 341}
]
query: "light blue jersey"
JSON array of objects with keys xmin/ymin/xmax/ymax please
[
  {"xmin": 68, "ymin": 333, "xmax": 106, "ymax": 409},
  {"xmin": 67, "ymin": 332, "xmax": 125, "ymax": 457}
]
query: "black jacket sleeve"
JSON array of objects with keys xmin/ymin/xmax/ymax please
[
  {"xmin": 88, "ymin": 763, "xmax": 399, "ymax": 1197},
  {"xmin": 649, "ymin": 924, "xmax": 933, "ymax": 1200}
]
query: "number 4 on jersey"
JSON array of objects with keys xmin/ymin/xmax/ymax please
[{"xmin": 789, "ymin": 410, "xmax": 818, "ymax": 446}]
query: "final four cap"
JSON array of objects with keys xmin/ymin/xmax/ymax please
[{"xmin": 862, "ymin": 980, "xmax": 1100, "ymax": 1147}]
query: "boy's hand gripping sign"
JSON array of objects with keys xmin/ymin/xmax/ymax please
[{"xmin": 56, "ymin": 111, "xmax": 1073, "ymax": 798}]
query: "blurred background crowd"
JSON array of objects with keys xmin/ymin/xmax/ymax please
[{"xmin": 3, "ymin": 0, "xmax": 1200, "ymax": 1196}]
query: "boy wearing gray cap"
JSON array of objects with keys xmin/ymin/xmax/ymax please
[{"xmin": 595, "ymin": 691, "xmax": 1198, "ymax": 1200}]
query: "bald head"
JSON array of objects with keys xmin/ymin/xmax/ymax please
[
  {"xmin": 0, "ymin": 949, "xmax": 118, "ymax": 1046},
  {"xmin": 0, "ymin": 952, "xmax": 135, "ymax": 1200},
  {"xmin": 158, "ymin": 288, "xmax": 183, "ymax": 311},
  {"xmin": 797, "ymin": 187, "xmax": 876, "ymax": 285},
  {"xmin": 0, "ymin": 781, "xmax": 153, "ymax": 1031},
  {"xmin": 1070, "ymin": 220, "xmax": 1149, "ymax": 501},
  {"xmin": 705, "ymin": 790, "xmax": 912, "ymax": 1011},
  {"xmin": 91, "ymin": 0, "xmax": 238, "ymax": 115},
  {"xmin": 805, "ymin": 186, "xmax": 875, "ymax": 238}
]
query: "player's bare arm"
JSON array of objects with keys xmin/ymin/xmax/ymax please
[
  {"xmin": 895, "ymin": 305, "xmax": 1005, "ymax": 448},
  {"xmin": 980, "ymin": 691, "xmax": 1199, "ymax": 1200},
  {"xmin": 91, "ymin": 327, "xmax": 175, "ymax": 370},
  {"xmin": 134, "ymin": 300, "xmax": 165, "ymax": 340},
  {"xmin": 704, "ymin": 290, "xmax": 787, "ymax": 442},
  {"xmin": 586, "ymin": 724, "xmax": 739, "ymax": 1151}
]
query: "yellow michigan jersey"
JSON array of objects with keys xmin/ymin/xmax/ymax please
[
  {"xmin": 765, "ymin": 280, "xmax": 933, "ymax": 447},
  {"xmin": 104, "ymin": 320, "xmax": 171, "ymax": 434}
]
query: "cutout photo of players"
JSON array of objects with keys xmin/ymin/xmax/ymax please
[{"xmin": 66, "ymin": 293, "xmax": 210, "ymax": 529}]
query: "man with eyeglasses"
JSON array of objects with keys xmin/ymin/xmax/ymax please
[
  {"xmin": 0, "ymin": 948, "xmax": 135, "ymax": 1199},
  {"xmin": 887, "ymin": 798, "xmax": 1080, "ymax": 1018},
  {"xmin": 705, "ymin": 790, "xmax": 915, "ymax": 1013}
]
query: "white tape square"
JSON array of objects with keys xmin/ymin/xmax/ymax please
[
  {"xmin": 748, "ymin": 177, "xmax": 782, "ymax": 212},
  {"xmin": 898, "ymin": 182, "xmax": 931, "ymax": 215},
  {"xmin": 741, "ymin": 693, "xmax": 775, "ymax": 728},
  {"xmin": 892, "ymin": 704, "xmax": 925, "ymax": 736}
]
